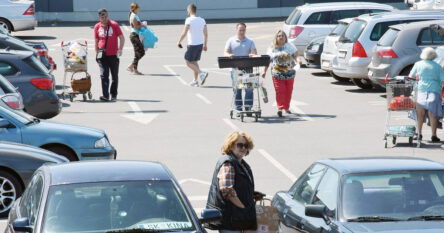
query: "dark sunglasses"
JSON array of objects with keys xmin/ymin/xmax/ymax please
[{"xmin": 236, "ymin": 143, "xmax": 249, "ymax": 149}]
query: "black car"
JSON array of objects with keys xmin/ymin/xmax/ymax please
[
  {"xmin": 273, "ymin": 157, "xmax": 444, "ymax": 233},
  {"xmin": 0, "ymin": 141, "xmax": 67, "ymax": 217},
  {"xmin": 6, "ymin": 161, "xmax": 221, "ymax": 233},
  {"xmin": 304, "ymin": 37, "xmax": 325, "ymax": 68},
  {"xmin": 0, "ymin": 49, "xmax": 61, "ymax": 119}
]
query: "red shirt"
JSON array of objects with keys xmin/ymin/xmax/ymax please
[{"xmin": 94, "ymin": 20, "xmax": 123, "ymax": 56}]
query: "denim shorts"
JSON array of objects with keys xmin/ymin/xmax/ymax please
[{"xmin": 185, "ymin": 44, "xmax": 203, "ymax": 62}]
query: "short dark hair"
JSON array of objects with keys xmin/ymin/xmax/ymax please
[
  {"xmin": 236, "ymin": 23, "xmax": 246, "ymax": 29},
  {"xmin": 188, "ymin": 4, "xmax": 197, "ymax": 13},
  {"xmin": 97, "ymin": 8, "xmax": 108, "ymax": 15}
]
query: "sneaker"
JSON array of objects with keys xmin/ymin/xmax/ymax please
[
  {"xmin": 189, "ymin": 80, "xmax": 199, "ymax": 87},
  {"xmin": 199, "ymin": 72, "xmax": 208, "ymax": 85},
  {"xmin": 431, "ymin": 136, "xmax": 441, "ymax": 143},
  {"xmin": 99, "ymin": 96, "xmax": 109, "ymax": 101},
  {"xmin": 285, "ymin": 109, "xmax": 292, "ymax": 114},
  {"xmin": 277, "ymin": 110, "xmax": 283, "ymax": 117},
  {"xmin": 111, "ymin": 97, "xmax": 117, "ymax": 101}
]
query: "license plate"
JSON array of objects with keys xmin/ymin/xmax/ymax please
[
  {"xmin": 338, "ymin": 52, "xmax": 346, "ymax": 59},
  {"xmin": 322, "ymin": 61, "xmax": 330, "ymax": 67}
]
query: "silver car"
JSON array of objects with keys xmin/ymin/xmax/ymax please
[
  {"xmin": 282, "ymin": 2, "xmax": 395, "ymax": 54},
  {"xmin": 369, "ymin": 20, "xmax": 444, "ymax": 88},
  {"xmin": 0, "ymin": 0, "xmax": 36, "ymax": 32}
]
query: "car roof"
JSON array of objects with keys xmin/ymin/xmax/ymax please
[
  {"xmin": 357, "ymin": 10, "xmax": 444, "ymax": 22},
  {"xmin": 338, "ymin": 18, "xmax": 354, "ymax": 24},
  {"xmin": 298, "ymin": 2, "xmax": 394, "ymax": 11},
  {"xmin": 390, "ymin": 19, "xmax": 444, "ymax": 31},
  {"xmin": 0, "ymin": 49, "xmax": 33, "ymax": 58},
  {"xmin": 45, "ymin": 161, "xmax": 174, "ymax": 185},
  {"xmin": 317, "ymin": 157, "xmax": 444, "ymax": 174}
]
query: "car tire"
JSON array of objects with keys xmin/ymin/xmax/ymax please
[
  {"xmin": 330, "ymin": 72, "xmax": 350, "ymax": 83},
  {"xmin": 352, "ymin": 78, "xmax": 374, "ymax": 89},
  {"xmin": 45, "ymin": 145, "xmax": 78, "ymax": 161},
  {"xmin": 0, "ymin": 18, "xmax": 12, "ymax": 33},
  {"xmin": 0, "ymin": 170, "xmax": 23, "ymax": 218}
]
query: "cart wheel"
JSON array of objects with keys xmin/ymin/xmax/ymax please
[
  {"xmin": 409, "ymin": 137, "xmax": 413, "ymax": 145},
  {"xmin": 258, "ymin": 112, "xmax": 262, "ymax": 118},
  {"xmin": 83, "ymin": 94, "xmax": 87, "ymax": 102},
  {"xmin": 392, "ymin": 136, "xmax": 397, "ymax": 145},
  {"xmin": 384, "ymin": 140, "xmax": 388, "ymax": 148},
  {"xmin": 417, "ymin": 140, "xmax": 421, "ymax": 148},
  {"xmin": 254, "ymin": 114, "xmax": 258, "ymax": 122},
  {"xmin": 230, "ymin": 110, "xmax": 233, "ymax": 119},
  {"xmin": 240, "ymin": 114, "xmax": 244, "ymax": 122},
  {"xmin": 69, "ymin": 94, "xmax": 73, "ymax": 102},
  {"xmin": 88, "ymin": 92, "xmax": 93, "ymax": 100}
]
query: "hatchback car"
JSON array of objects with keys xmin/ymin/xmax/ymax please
[
  {"xmin": 273, "ymin": 157, "xmax": 444, "ymax": 233},
  {"xmin": 0, "ymin": 74, "xmax": 23, "ymax": 110},
  {"xmin": 0, "ymin": 0, "xmax": 36, "ymax": 33},
  {"xmin": 0, "ymin": 105, "xmax": 116, "ymax": 161},
  {"xmin": 283, "ymin": 2, "xmax": 395, "ymax": 53},
  {"xmin": 333, "ymin": 10, "xmax": 444, "ymax": 89},
  {"xmin": 5, "ymin": 161, "xmax": 221, "ymax": 233},
  {"xmin": 0, "ymin": 49, "xmax": 60, "ymax": 119},
  {"xmin": 0, "ymin": 141, "xmax": 67, "ymax": 217},
  {"xmin": 369, "ymin": 20, "xmax": 444, "ymax": 88}
]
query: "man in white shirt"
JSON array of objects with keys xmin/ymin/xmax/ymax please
[{"xmin": 177, "ymin": 4, "xmax": 208, "ymax": 87}]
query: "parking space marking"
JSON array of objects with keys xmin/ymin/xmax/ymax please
[
  {"xmin": 258, "ymin": 149, "xmax": 297, "ymax": 182},
  {"xmin": 164, "ymin": 65, "xmax": 187, "ymax": 85},
  {"xmin": 121, "ymin": 102, "xmax": 159, "ymax": 125},
  {"xmin": 195, "ymin": 93, "xmax": 212, "ymax": 104},
  {"xmin": 223, "ymin": 118, "xmax": 240, "ymax": 131},
  {"xmin": 273, "ymin": 100, "xmax": 314, "ymax": 121}
]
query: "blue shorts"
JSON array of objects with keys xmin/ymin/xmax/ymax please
[{"xmin": 185, "ymin": 44, "xmax": 203, "ymax": 62}]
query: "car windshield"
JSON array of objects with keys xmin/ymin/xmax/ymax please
[
  {"xmin": 41, "ymin": 180, "xmax": 196, "ymax": 233},
  {"xmin": 23, "ymin": 55, "xmax": 49, "ymax": 75},
  {"xmin": 377, "ymin": 28, "xmax": 399, "ymax": 47},
  {"xmin": 340, "ymin": 20, "xmax": 366, "ymax": 43},
  {"xmin": 0, "ymin": 105, "xmax": 33, "ymax": 124},
  {"xmin": 329, "ymin": 22, "xmax": 348, "ymax": 36},
  {"xmin": 342, "ymin": 171, "xmax": 444, "ymax": 221}
]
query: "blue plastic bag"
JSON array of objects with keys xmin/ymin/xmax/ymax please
[{"xmin": 139, "ymin": 27, "xmax": 158, "ymax": 49}]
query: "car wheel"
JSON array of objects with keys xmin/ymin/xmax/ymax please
[
  {"xmin": 0, "ymin": 18, "xmax": 12, "ymax": 33},
  {"xmin": 352, "ymin": 79, "xmax": 374, "ymax": 89},
  {"xmin": 0, "ymin": 170, "xmax": 23, "ymax": 218},
  {"xmin": 330, "ymin": 72, "xmax": 350, "ymax": 83},
  {"xmin": 45, "ymin": 146, "xmax": 78, "ymax": 161}
]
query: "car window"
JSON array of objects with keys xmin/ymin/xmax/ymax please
[
  {"xmin": 377, "ymin": 28, "xmax": 399, "ymax": 46},
  {"xmin": 370, "ymin": 21, "xmax": 400, "ymax": 41},
  {"xmin": 292, "ymin": 164, "xmax": 327, "ymax": 204},
  {"xmin": 329, "ymin": 22, "xmax": 348, "ymax": 36},
  {"xmin": 370, "ymin": 9, "xmax": 390, "ymax": 13},
  {"xmin": 340, "ymin": 20, "xmax": 366, "ymax": 43},
  {"xmin": 418, "ymin": 28, "xmax": 433, "ymax": 45},
  {"xmin": 432, "ymin": 29, "xmax": 444, "ymax": 45},
  {"xmin": 330, "ymin": 10, "xmax": 364, "ymax": 24},
  {"xmin": 286, "ymin": 9, "xmax": 302, "ymax": 25},
  {"xmin": 304, "ymin": 11, "xmax": 331, "ymax": 25},
  {"xmin": 23, "ymin": 55, "xmax": 49, "ymax": 75},
  {"xmin": 19, "ymin": 174, "xmax": 44, "ymax": 225},
  {"xmin": 0, "ymin": 62, "xmax": 18, "ymax": 76},
  {"xmin": 312, "ymin": 168, "xmax": 339, "ymax": 218}
]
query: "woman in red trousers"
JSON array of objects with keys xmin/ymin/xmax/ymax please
[{"xmin": 262, "ymin": 30, "xmax": 300, "ymax": 117}]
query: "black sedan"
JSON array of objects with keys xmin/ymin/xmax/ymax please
[
  {"xmin": 273, "ymin": 157, "xmax": 444, "ymax": 233},
  {"xmin": 0, "ymin": 141, "xmax": 67, "ymax": 217},
  {"xmin": 6, "ymin": 161, "xmax": 221, "ymax": 233},
  {"xmin": 304, "ymin": 37, "xmax": 325, "ymax": 69}
]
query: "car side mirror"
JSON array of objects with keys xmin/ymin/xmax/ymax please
[
  {"xmin": 0, "ymin": 119, "xmax": 12, "ymax": 128},
  {"xmin": 305, "ymin": 204, "xmax": 331, "ymax": 224},
  {"xmin": 12, "ymin": 217, "xmax": 33, "ymax": 232},
  {"xmin": 199, "ymin": 208, "xmax": 222, "ymax": 224}
]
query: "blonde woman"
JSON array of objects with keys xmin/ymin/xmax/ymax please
[
  {"xmin": 262, "ymin": 30, "xmax": 300, "ymax": 117},
  {"xmin": 206, "ymin": 132, "xmax": 259, "ymax": 232},
  {"xmin": 127, "ymin": 2, "xmax": 146, "ymax": 75}
]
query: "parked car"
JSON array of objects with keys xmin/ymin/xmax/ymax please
[
  {"xmin": 0, "ymin": 141, "xmax": 67, "ymax": 217},
  {"xmin": 0, "ymin": 105, "xmax": 117, "ymax": 161},
  {"xmin": 0, "ymin": 49, "xmax": 60, "ymax": 119},
  {"xmin": 283, "ymin": 2, "xmax": 395, "ymax": 54},
  {"xmin": 304, "ymin": 36, "xmax": 325, "ymax": 68},
  {"xmin": 0, "ymin": 74, "xmax": 23, "ymax": 110},
  {"xmin": 0, "ymin": 0, "xmax": 36, "ymax": 33},
  {"xmin": 369, "ymin": 20, "xmax": 444, "ymax": 88},
  {"xmin": 332, "ymin": 10, "xmax": 444, "ymax": 89},
  {"xmin": 6, "ymin": 160, "xmax": 221, "ymax": 233},
  {"xmin": 272, "ymin": 157, "xmax": 444, "ymax": 233}
]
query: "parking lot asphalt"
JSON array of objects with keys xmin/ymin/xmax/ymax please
[{"xmin": 1, "ymin": 19, "xmax": 443, "ymax": 229}]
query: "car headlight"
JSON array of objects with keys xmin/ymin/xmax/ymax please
[
  {"xmin": 94, "ymin": 137, "xmax": 110, "ymax": 149},
  {"xmin": 311, "ymin": 44, "xmax": 320, "ymax": 52}
]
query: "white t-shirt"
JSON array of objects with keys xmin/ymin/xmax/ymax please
[{"xmin": 185, "ymin": 16, "xmax": 206, "ymax": 46}]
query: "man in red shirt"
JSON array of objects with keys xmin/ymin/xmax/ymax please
[{"xmin": 94, "ymin": 8, "xmax": 125, "ymax": 101}]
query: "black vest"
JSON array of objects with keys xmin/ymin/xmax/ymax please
[{"xmin": 206, "ymin": 154, "xmax": 257, "ymax": 230}]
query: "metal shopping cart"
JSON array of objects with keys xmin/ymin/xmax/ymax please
[
  {"xmin": 61, "ymin": 41, "xmax": 92, "ymax": 102},
  {"xmin": 218, "ymin": 56, "xmax": 270, "ymax": 122},
  {"xmin": 384, "ymin": 76, "xmax": 420, "ymax": 148}
]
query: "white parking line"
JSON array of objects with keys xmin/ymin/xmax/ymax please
[
  {"xmin": 195, "ymin": 93, "xmax": 212, "ymax": 104},
  {"xmin": 274, "ymin": 100, "xmax": 314, "ymax": 121},
  {"xmin": 258, "ymin": 149, "xmax": 297, "ymax": 182},
  {"xmin": 164, "ymin": 65, "xmax": 187, "ymax": 85},
  {"xmin": 121, "ymin": 102, "xmax": 159, "ymax": 125},
  {"xmin": 223, "ymin": 118, "xmax": 240, "ymax": 131}
]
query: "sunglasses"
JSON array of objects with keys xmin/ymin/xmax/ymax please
[{"xmin": 236, "ymin": 143, "xmax": 249, "ymax": 149}]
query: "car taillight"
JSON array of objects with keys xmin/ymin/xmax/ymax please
[
  {"xmin": 37, "ymin": 49, "xmax": 47, "ymax": 57},
  {"xmin": 352, "ymin": 41, "xmax": 367, "ymax": 58},
  {"xmin": 1, "ymin": 95, "xmax": 21, "ymax": 109},
  {"xmin": 289, "ymin": 26, "xmax": 304, "ymax": 39},
  {"xmin": 23, "ymin": 4, "xmax": 34, "ymax": 15},
  {"xmin": 377, "ymin": 49, "xmax": 398, "ymax": 58},
  {"xmin": 30, "ymin": 78, "xmax": 53, "ymax": 90}
]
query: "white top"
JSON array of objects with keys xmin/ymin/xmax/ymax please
[{"xmin": 185, "ymin": 16, "xmax": 206, "ymax": 46}]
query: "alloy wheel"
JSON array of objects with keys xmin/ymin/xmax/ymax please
[{"xmin": 0, "ymin": 176, "xmax": 17, "ymax": 214}]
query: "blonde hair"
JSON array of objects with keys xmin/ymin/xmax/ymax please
[
  {"xmin": 420, "ymin": 47, "xmax": 437, "ymax": 60},
  {"xmin": 221, "ymin": 131, "xmax": 254, "ymax": 155},
  {"xmin": 271, "ymin": 30, "xmax": 288, "ymax": 49}
]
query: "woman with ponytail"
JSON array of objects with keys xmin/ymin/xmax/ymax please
[{"xmin": 127, "ymin": 2, "xmax": 146, "ymax": 75}]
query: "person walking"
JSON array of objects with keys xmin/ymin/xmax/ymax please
[
  {"xmin": 94, "ymin": 8, "xmax": 125, "ymax": 101},
  {"xmin": 224, "ymin": 23, "xmax": 257, "ymax": 117},
  {"xmin": 206, "ymin": 131, "xmax": 260, "ymax": 233},
  {"xmin": 409, "ymin": 47, "xmax": 444, "ymax": 142},
  {"xmin": 127, "ymin": 2, "xmax": 146, "ymax": 75},
  {"xmin": 262, "ymin": 30, "xmax": 300, "ymax": 117},
  {"xmin": 177, "ymin": 4, "xmax": 208, "ymax": 87}
]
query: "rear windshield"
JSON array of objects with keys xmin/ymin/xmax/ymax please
[
  {"xmin": 370, "ymin": 21, "xmax": 400, "ymax": 41},
  {"xmin": 340, "ymin": 20, "xmax": 366, "ymax": 43},
  {"xmin": 329, "ymin": 22, "xmax": 348, "ymax": 36},
  {"xmin": 23, "ymin": 56, "xmax": 49, "ymax": 75},
  {"xmin": 377, "ymin": 28, "xmax": 399, "ymax": 46},
  {"xmin": 286, "ymin": 9, "xmax": 302, "ymax": 25}
]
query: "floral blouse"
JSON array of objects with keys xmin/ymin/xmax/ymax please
[{"xmin": 267, "ymin": 43, "xmax": 298, "ymax": 80}]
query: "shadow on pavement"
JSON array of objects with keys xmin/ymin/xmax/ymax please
[
  {"xmin": 201, "ymin": 86, "xmax": 232, "ymax": 89},
  {"xmin": 55, "ymin": 85, "xmax": 70, "ymax": 91},
  {"xmin": 330, "ymin": 81, "xmax": 354, "ymax": 86},
  {"xmin": 146, "ymin": 74, "xmax": 178, "ymax": 77},
  {"xmin": 16, "ymin": 35, "xmax": 57, "ymax": 40},
  {"xmin": 394, "ymin": 142, "xmax": 443, "ymax": 149},
  {"xmin": 345, "ymin": 88, "xmax": 385, "ymax": 94},
  {"xmin": 311, "ymin": 72, "xmax": 331, "ymax": 77}
]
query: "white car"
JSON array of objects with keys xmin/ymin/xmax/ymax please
[
  {"xmin": 0, "ymin": 0, "xmax": 36, "ymax": 32},
  {"xmin": 282, "ymin": 2, "xmax": 395, "ymax": 54},
  {"xmin": 332, "ymin": 10, "xmax": 444, "ymax": 89}
]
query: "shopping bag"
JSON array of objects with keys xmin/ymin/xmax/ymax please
[
  {"xmin": 139, "ymin": 27, "xmax": 158, "ymax": 49},
  {"xmin": 256, "ymin": 199, "xmax": 279, "ymax": 233}
]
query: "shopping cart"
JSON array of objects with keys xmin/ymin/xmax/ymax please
[
  {"xmin": 61, "ymin": 41, "xmax": 92, "ymax": 102},
  {"xmin": 384, "ymin": 76, "xmax": 419, "ymax": 148},
  {"xmin": 218, "ymin": 56, "xmax": 270, "ymax": 122}
]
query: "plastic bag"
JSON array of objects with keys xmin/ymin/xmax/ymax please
[{"xmin": 139, "ymin": 27, "xmax": 158, "ymax": 49}]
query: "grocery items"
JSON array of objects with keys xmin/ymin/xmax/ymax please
[{"xmin": 389, "ymin": 95, "xmax": 415, "ymax": 110}]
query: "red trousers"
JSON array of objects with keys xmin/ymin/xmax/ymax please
[{"xmin": 272, "ymin": 77, "xmax": 294, "ymax": 110}]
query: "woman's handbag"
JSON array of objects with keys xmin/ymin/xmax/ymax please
[{"xmin": 255, "ymin": 199, "xmax": 279, "ymax": 233}]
